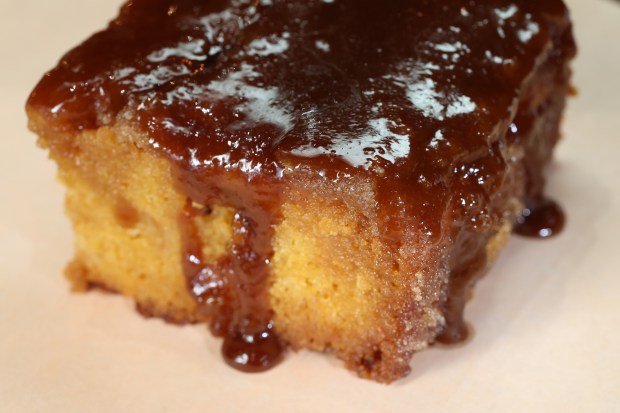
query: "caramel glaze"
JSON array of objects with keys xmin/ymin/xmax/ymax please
[
  {"xmin": 28, "ymin": 0, "xmax": 576, "ymax": 370},
  {"xmin": 514, "ymin": 197, "xmax": 565, "ymax": 238}
]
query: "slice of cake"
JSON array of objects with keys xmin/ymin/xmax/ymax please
[{"xmin": 26, "ymin": 0, "xmax": 576, "ymax": 383}]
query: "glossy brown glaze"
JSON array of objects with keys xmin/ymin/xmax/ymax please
[
  {"xmin": 28, "ymin": 0, "xmax": 576, "ymax": 372},
  {"xmin": 515, "ymin": 197, "xmax": 566, "ymax": 238}
]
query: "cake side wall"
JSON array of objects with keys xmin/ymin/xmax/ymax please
[{"xmin": 28, "ymin": 117, "xmax": 205, "ymax": 323}]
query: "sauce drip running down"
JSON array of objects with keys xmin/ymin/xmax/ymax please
[
  {"xmin": 28, "ymin": 0, "xmax": 576, "ymax": 372},
  {"xmin": 515, "ymin": 197, "xmax": 566, "ymax": 238}
]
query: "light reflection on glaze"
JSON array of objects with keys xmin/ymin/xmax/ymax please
[
  {"xmin": 518, "ymin": 17, "xmax": 541, "ymax": 43},
  {"xmin": 290, "ymin": 117, "xmax": 410, "ymax": 170},
  {"xmin": 246, "ymin": 35, "xmax": 290, "ymax": 56},
  {"xmin": 386, "ymin": 61, "xmax": 477, "ymax": 122},
  {"xmin": 147, "ymin": 39, "xmax": 209, "ymax": 62},
  {"xmin": 206, "ymin": 63, "xmax": 294, "ymax": 132}
]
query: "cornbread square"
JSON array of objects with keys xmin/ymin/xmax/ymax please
[{"xmin": 27, "ymin": 0, "xmax": 575, "ymax": 382}]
